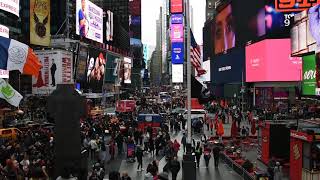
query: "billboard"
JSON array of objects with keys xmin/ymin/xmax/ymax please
[
  {"xmin": 30, "ymin": 0, "xmax": 51, "ymax": 46},
  {"xmin": 123, "ymin": 57, "xmax": 132, "ymax": 84},
  {"xmin": 291, "ymin": 7, "xmax": 317, "ymax": 56},
  {"xmin": 0, "ymin": 24, "xmax": 9, "ymax": 38},
  {"xmin": 246, "ymin": 39, "xmax": 302, "ymax": 82},
  {"xmin": 75, "ymin": 45, "xmax": 88, "ymax": 82},
  {"xmin": 106, "ymin": 10, "xmax": 114, "ymax": 42},
  {"xmin": 275, "ymin": 0, "xmax": 320, "ymax": 12},
  {"xmin": 171, "ymin": 0, "xmax": 183, "ymax": 14},
  {"xmin": 171, "ymin": 42, "xmax": 184, "ymax": 64},
  {"xmin": 32, "ymin": 50, "xmax": 73, "ymax": 95},
  {"xmin": 105, "ymin": 53, "xmax": 122, "ymax": 83},
  {"xmin": 0, "ymin": 0, "xmax": 19, "ymax": 17},
  {"xmin": 171, "ymin": 24, "xmax": 183, "ymax": 42},
  {"xmin": 172, "ymin": 64, "xmax": 183, "ymax": 83},
  {"xmin": 265, "ymin": 0, "xmax": 297, "ymax": 38},
  {"xmin": 85, "ymin": 48, "xmax": 105, "ymax": 93},
  {"xmin": 213, "ymin": 0, "xmax": 265, "ymax": 55},
  {"xmin": 76, "ymin": 0, "xmax": 103, "ymax": 43},
  {"xmin": 212, "ymin": 48, "xmax": 245, "ymax": 84},
  {"xmin": 171, "ymin": 14, "xmax": 183, "ymax": 24},
  {"xmin": 302, "ymin": 54, "xmax": 317, "ymax": 95}
]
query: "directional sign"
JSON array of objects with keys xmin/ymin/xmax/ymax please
[{"xmin": 172, "ymin": 42, "xmax": 184, "ymax": 64}]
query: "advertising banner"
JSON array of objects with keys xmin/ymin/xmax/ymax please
[
  {"xmin": 171, "ymin": 42, "xmax": 184, "ymax": 64},
  {"xmin": 85, "ymin": 48, "xmax": 105, "ymax": 93},
  {"xmin": 246, "ymin": 39, "xmax": 302, "ymax": 82},
  {"xmin": 32, "ymin": 50, "xmax": 73, "ymax": 95},
  {"xmin": 302, "ymin": 54, "xmax": 316, "ymax": 95},
  {"xmin": 171, "ymin": 0, "xmax": 183, "ymax": 14},
  {"xmin": 0, "ymin": 0, "xmax": 19, "ymax": 17},
  {"xmin": 275, "ymin": 0, "xmax": 320, "ymax": 12},
  {"xmin": 123, "ymin": 57, "xmax": 132, "ymax": 84},
  {"xmin": 172, "ymin": 64, "xmax": 183, "ymax": 83},
  {"xmin": 171, "ymin": 14, "xmax": 183, "ymax": 24},
  {"xmin": 0, "ymin": 24, "xmax": 9, "ymax": 38},
  {"xmin": 76, "ymin": 0, "xmax": 103, "ymax": 43},
  {"xmin": 170, "ymin": 24, "xmax": 183, "ymax": 42},
  {"xmin": 212, "ymin": 48, "xmax": 245, "ymax": 84},
  {"xmin": 30, "ymin": 0, "xmax": 51, "ymax": 46},
  {"xmin": 106, "ymin": 10, "xmax": 114, "ymax": 42},
  {"xmin": 75, "ymin": 45, "xmax": 88, "ymax": 82},
  {"xmin": 105, "ymin": 53, "xmax": 122, "ymax": 83}
]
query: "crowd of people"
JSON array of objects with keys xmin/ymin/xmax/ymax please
[{"xmin": 0, "ymin": 127, "xmax": 54, "ymax": 179}]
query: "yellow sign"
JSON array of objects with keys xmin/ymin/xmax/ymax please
[{"xmin": 30, "ymin": 0, "xmax": 51, "ymax": 46}]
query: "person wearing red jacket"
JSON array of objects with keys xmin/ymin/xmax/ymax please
[{"xmin": 173, "ymin": 140, "xmax": 180, "ymax": 157}]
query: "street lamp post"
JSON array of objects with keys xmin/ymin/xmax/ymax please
[{"xmin": 186, "ymin": 0, "xmax": 192, "ymax": 144}]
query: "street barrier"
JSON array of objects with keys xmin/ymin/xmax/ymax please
[{"xmin": 221, "ymin": 152, "xmax": 255, "ymax": 180}]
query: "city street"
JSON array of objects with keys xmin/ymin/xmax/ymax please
[{"xmin": 0, "ymin": 0, "xmax": 320, "ymax": 179}]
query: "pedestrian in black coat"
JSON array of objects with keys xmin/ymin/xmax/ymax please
[{"xmin": 169, "ymin": 156, "xmax": 181, "ymax": 180}]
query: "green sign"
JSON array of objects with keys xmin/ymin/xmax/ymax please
[{"xmin": 302, "ymin": 54, "xmax": 316, "ymax": 95}]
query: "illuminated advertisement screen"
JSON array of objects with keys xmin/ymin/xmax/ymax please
[
  {"xmin": 171, "ymin": 0, "xmax": 183, "ymax": 14},
  {"xmin": 171, "ymin": 24, "xmax": 183, "ymax": 42},
  {"xmin": 171, "ymin": 14, "xmax": 183, "ymax": 24},
  {"xmin": 246, "ymin": 39, "xmax": 302, "ymax": 82},
  {"xmin": 123, "ymin": 57, "xmax": 132, "ymax": 84},
  {"xmin": 76, "ymin": 0, "xmax": 103, "ymax": 43},
  {"xmin": 275, "ymin": 0, "xmax": 320, "ymax": 12},
  {"xmin": 213, "ymin": 0, "xmax": 265, "ymax": 55},
  {"xmin": 85, "ymin": 48, "xmax": 105, "ymax": 92},
  {"xmin": 302, "ymin": 54, "xmax": 317, "ymax": 95},
  {"xmin": 75, "ymin": 45, "xmax": 88, "ymax": 82}
]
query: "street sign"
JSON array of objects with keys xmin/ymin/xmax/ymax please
[{"xmin": 172, "ymin": 42, "xmax": 184, "ymax": 64}]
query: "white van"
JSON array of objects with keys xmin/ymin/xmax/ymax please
[{"xmin": 183, "ymin": 109, "xmax": 207, "ymax": 121}]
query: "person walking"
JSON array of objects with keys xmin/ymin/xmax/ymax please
[
  {"xmin": 169, "ymin": 156, "xmax": 181, "ymax": 180},
  {"xmin": 181, "ymin": 133, "xmax": 187, "ymax": 153},
  {"xmin": 149, "ymin": 137, "xmax": 155, "ymax": 157},
  {"xmin": 212, "ymin": 143, "xmax": 221, "ymax": 168},
  {"xmin": 203, "ymin": 143, "xmax": 212, "ymax": 168},
  {"xmin": 136, "ymin": 145, "xmax": 144, "ymax": 171},
  {"xmin": 194, "ymin": 142, "xmax": 202, "ymax": 168}
]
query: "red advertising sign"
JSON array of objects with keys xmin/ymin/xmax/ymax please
[
  {"xmin": 290, "ymin": 130, "xmax": 313, "ymax": 142},
  {"xmin": 275, "ymin": 0, "xmax": 320, "ymax": 12},
  {"xmin": 171, "ymin": 0, "xmax": 183, "ymax": 13},
  {"xmin": 290, "ymin": 137, "xmax": 303, "ymax": 180}
]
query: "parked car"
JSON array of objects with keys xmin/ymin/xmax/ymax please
[{"xmin": 183, "ymin": 109, "xmax": 207, "ymax": 122}]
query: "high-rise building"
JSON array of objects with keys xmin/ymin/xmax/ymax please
[
  {"xmin": 206, "ymin": 0, "xmax": 217, "ymax": 20},
  {"xmin": 94, "ymin": 0, "xmax": 129, "ymax": 32}
]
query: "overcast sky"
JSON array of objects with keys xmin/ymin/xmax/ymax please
[{"xmin": 141, "ymin": 0, "xmax": 205, "ymax": 46}]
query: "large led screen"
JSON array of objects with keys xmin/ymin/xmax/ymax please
[
  {"xmin": 214, "ymin": 0, "xmax": 265, "ymax": 55},
  {"xmin": 76, "ymin": 0, "xmax": 103, "ymax": 43},
  {"xmin": 123, "ymin": 57, "xmax": 132, "ymax": 84},
  {"xmin": 265, "ymin": 0, "xmax": 297, "ymax": 38},
  {"xmin": 171, "ymin": 0, "xmax": 183, "ymax": 14},
  {"xmin": 246, "ymin": 39, "xmax": 302, "ymax": 82},
  {"xmin": 302, "ymin": 54, "xmax": 317, "ymax": 95},
  {"xmin": 212, "ymin": 48, "xmax": 245, "ymax": 84},
  {"xmin": 290, "ymin": 5, "xmax": 318, "ymax": 56},
  {"xmin": 215, "ymin": 4, "xmax": 235, "ymax": 54}
]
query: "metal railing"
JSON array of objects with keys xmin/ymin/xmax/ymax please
[{"xmin": 221, "ymin": 153, "xmax": 255, "ymax": 180}]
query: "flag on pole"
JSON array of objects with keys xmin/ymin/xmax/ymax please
[
  {"xmin": 190, "ymin": 30, "xmax": 206, "ymax": 76},
  {"xmin": 0, "ymin": 78, "xmax": 23, "ymax": 107},
  {"xmin": 0, "ymin": 36, "xmax": 42, "ymax": 77}
]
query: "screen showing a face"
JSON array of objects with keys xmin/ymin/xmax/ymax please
[{"xmin": 215, "ymin": 4, "xmax": 235, "ymax": 54}]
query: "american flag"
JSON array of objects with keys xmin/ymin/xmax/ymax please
[{"xmin": 190, "ymin": 30, "xmax": 206, "ymax": 76}]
